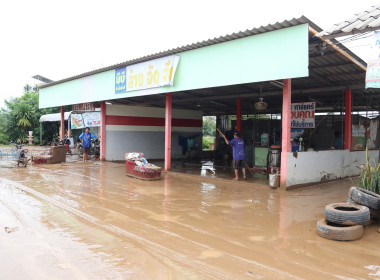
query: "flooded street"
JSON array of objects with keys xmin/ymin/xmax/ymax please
[{"xmin": 0, "ymin": 160, "xmax": 379, "ymax": 279}]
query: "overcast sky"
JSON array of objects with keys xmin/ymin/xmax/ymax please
[{"xmin": 0, "ymin": 0, "xmax": 379, "ymax": 109}]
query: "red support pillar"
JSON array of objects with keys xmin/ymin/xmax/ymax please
[
  {"xmin": 100, "ymin": 101, "xmax": 106, "ymax": 161},
  {"xmin": 280, "ymin": 79, "xmax": 291, "ymax": 189},
  {"xmin": 60, "ymin": 106, "xmax": 64, "ymax": 140},
  {"xmin": 165, "ymin": 93, "xmax": 172, "ymax": 171},
  {"xmin": 236, "ymin": 97, "xmax": 241, "ymax": 133},
  {"xmin": 344, "ymin": 89, "xmax": 352, "ymax": 150}
]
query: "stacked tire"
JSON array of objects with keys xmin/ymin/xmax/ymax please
[
  {"xmin": 347, "ymin": 187, "xmax": 380, "ymax": 222},
  {"xmin": 317, "ymin": 202, "xmax": 370, "ymax": 241}
]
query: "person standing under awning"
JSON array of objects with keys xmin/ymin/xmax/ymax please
[{"xmin": 220, "ymin": 131, "xmax": 246, "ymax": 180}]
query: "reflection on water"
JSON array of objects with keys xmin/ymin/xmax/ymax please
[
  {"xmin": 200, "ymin": 182, "xmax": 220, "ymax": 201},
  {"xmin": 162, "ymin": 174, "xmax": 171, "ymax": 222}
]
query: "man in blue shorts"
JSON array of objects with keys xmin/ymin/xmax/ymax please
[
  {"xmin": 79, "ymin": 127, "xmax": 98, "ymax": 162},
  {"xmin": 221, "ymin": 131, "xmax": 246, "ymax": 180}
]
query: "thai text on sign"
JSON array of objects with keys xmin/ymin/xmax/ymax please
[
  {"xmin": 115, "ymin": 55, "xmax": 180, "ymax": 94},
  {"xmin": 82, "ymin": 112, "xmax": 101, "ymax": 127},
  {"xmin": 291, "ymin": 102, "xmax": 315, "ymax": 128}
]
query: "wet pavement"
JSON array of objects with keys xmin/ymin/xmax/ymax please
[{"xmin": 0, "ymin": 159, "xmax": 379, "ymax": 279}]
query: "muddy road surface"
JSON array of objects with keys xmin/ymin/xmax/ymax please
[{"xmin": 0, "ymin": 161, "xmax": 379, "ymax": 279}]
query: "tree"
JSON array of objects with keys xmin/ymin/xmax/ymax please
[
  {"xmin": 23, "ymin": 84, "xmax": 32, "ymax": 93},
  {"xmin": 202, "ymin": 116, "xmax": 216, "ymax": 137},
  {"xmin": 0, "ymin": 111, "xmax": 8, "ymax": 144},
  {"xmin": 14, "ymin": 102, "xmax": 33, "ymax": 129},
  {"xmin": 2, "ymin": 86, "xmax": 60, "ymax": 144}
]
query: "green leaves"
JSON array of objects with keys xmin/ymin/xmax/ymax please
[
  {"xmin": 14, "ymin": 102, "xmax": 33, "ymax": 129},
  {"xmin": 359, "ymin": 144, "xmax": 380, "ymax": 194},
  {"xmin": 203, "ymin": 116, "xmax": 216, "ymax": 137},
  {"xmin": 1, "ymin": 85, "xmax": 60, "ymax": 144}
]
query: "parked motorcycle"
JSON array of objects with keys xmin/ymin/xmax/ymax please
[
  {"xmin": 11, "ymin": 142, "xmax": 29, "ymax": 167},
  {"xmin": 60, "ymin": 137, "xmax": 72, "ymax": 155},
  {"xmin": 77, "ymin": 138, "xmax": 100, "ymax": 159},
  {"xmin": 51, "ymin": 137, "xmax": 72, "ymax": 155}
]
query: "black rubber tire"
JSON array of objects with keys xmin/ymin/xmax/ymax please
[
  {"xmin": 317, "ymin": 218, "xmax": 363, "ymax": 241},
  {"xmin": 325, "ymin": 203, "xmax": 370, "ymax": 225},
  {"xmin": 369, "ymin": 208, "xmax": 380, "ymax": 222},
  {"xmin": 349, "ymin": 198, "xmax": 380, "ymax": 222},
  {"xmin": 348, "ymin": 187, "xmax": 380, "ymax": 210}
]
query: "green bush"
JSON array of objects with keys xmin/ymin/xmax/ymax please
[
  {"xmin": 359, "ymin": 146, "xmax": 380, "ymax": 194},
  {"xmin": 202, "ymin": 137, "xmax": 214, "ymax": 150},
  {"xmin": 0, "ymin": 133, "xmax": 8, "ymax": 144}
]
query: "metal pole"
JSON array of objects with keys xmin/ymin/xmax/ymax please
[
  {"xmin": 40, "ymin": 122, "xmax": 42, "ymax": 145},
  {"xmin": 236, "ymin": 97, "xmax": 241, "ymax": 133},
  {"xmin": 215, "ymin": 115, "xmax": 220, "ymax": 150}
]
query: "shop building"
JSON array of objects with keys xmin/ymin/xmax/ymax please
[{"xmin": 39, "ymin": 16, "xmax": 380, "ymax": 189}]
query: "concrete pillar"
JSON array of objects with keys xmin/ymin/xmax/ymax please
[
  {"xmin": 165, "ymin": 93, "xmax": 172, "ymax": 171},
  {"xmin": 60, "ymin": 106, "xmax": 64, "ymax": 140},
  {"xmin": 100, "ymin": 101, "xmax": 106, "ymax": 161},
  {"xmin": 344, "ymin": 89, "xmax": 352, "ymax": 150},
  {"xmin": 280, "ymin": 79, "xmax": 291, "ymax": 189},
  {"xmin": 236, "ymin": 97, "xmax": 241, "ymax": 133}
]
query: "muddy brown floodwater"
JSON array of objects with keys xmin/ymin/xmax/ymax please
[{"xmin": 0, "ymin": 160, "xmax": 379, "ymax": 279}]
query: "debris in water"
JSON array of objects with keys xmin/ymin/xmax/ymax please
[
  {"xmin": 4, "ymin": 227, "xmax": 19, "ymax": 234},
  {"xmin": 205, "ymin": 168, "xmax": 215, "ymax": 174},
  {"xmin": 246, "ymin": 270, "xmax": 264, "ymax": 279}
]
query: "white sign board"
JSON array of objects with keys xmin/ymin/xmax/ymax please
[
  {"xmin": 115, "ymin": 55, "xmax": 180, "ymax": 93},
  {"xmin": 82, "ymin": 112, "xmax": 101, "ymax": 127},
  {"xmin": 71, "ymin": 113, "xmax": 84, "ymax": 129},
  {"xmin": 291, "ymin": 102, "xmax": 315, "ymax": 128},
  {"xmin": 71, "ymin": 112, "xmax": 101, "ymax": 129},
  {"xmin": 366, "ymin": 31, "xmax": 380, "ymax": 88}
]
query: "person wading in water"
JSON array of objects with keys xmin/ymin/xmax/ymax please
[
  {"xmin": 79, "ymin": 127, "xmax": 98, "ymax": 162},
  {"xmin": 218, "ymin": 129, "xmax": 246, "ymax": 180}
]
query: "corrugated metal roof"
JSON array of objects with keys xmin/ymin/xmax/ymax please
[
  {"xmin": 40, "ymin": 16, "xmax": 315, "ymax": 89},
  {"xmin": 316, "ymin": 4, "xmax": 380, "ymax": 39}
]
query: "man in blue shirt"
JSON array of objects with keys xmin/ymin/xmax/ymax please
[
  {"xmin": 221, "ymin": 131, "xmax": 246, "ymax": 180},
  {"xmin": 79, "ymin": 127, "xmax": 97, "ymax": 162}
]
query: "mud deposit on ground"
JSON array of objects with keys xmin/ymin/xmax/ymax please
[{"xmin": 0, "ymin": 161, "xmax": 379, "ymax": 279}]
